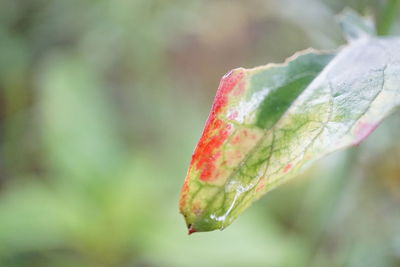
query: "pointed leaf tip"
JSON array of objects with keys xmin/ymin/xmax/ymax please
[{"xmin": 188, "ymin": 225, "xmax": 197, "ymax": 235}]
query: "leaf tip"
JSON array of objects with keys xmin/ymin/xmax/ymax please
[{"xmin": 187, "ymin": 224, "xmax": 197, "ymax": 235}]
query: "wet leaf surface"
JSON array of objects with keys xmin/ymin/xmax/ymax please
[{"xmin": 179, "ymin": 10, "xmax": 400, "ymax": 233}]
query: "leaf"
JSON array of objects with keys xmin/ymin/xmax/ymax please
[
  {"xmin": 179, "ymin": 10, "xmax": 400, "ymax": 233},
  {"xmin": 338, "ymin": 8, "xmax": 376, "ymax": 41}
]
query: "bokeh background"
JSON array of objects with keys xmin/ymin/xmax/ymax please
[{"xmin": 1, "ymin": 0, "xmax": 400, "ymax": 266}]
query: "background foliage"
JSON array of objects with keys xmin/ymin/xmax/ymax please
[{"xmin": 0, "ymin": 0, "xmax": 399, "ymax": 266}]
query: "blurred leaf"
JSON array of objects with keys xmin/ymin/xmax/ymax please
[
  {"xmin": 338, "ymin": 8, "xmax": 376, "ymax": 41},
  {"xmin": 37, "ymin": 53, "xmax": 126, "ymax": 182},
  {"xmin": 180, "ymin": 11, "xmax": 400, "ymax": 232}
]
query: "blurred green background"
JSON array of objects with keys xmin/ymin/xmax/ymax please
[{"xmin": 0, "ymin": 0, "xmax": 400, "ymax": 266}]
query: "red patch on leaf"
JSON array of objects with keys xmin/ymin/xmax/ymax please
[
  {"xmin": 283, "ymin": 163, "xmax": 292, "ymax": 173},
  {"xmin": 228, "ymin": 111, "xmax": 238, "ymax": 120},
  {"xmin": 179, "ymin": 179, "xmax": 189, "ymax": 210},
  {"xmin": 354, "ymin": 122, "xmax": 377, "ymax": 145},
  {"xmin": 230, "ymin": 134, "xmax": 241, "ymax": 145},
  {"xmin": 256, "ymin": 180, "xmax": 265, "ymax": 193},
  {"xmin": 190, "ymin": 69, "xmax": 245, "ymax": 182},
  {"xmin": 233, "ymin": 80, "xmax": 246, "ymax": 96}
]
